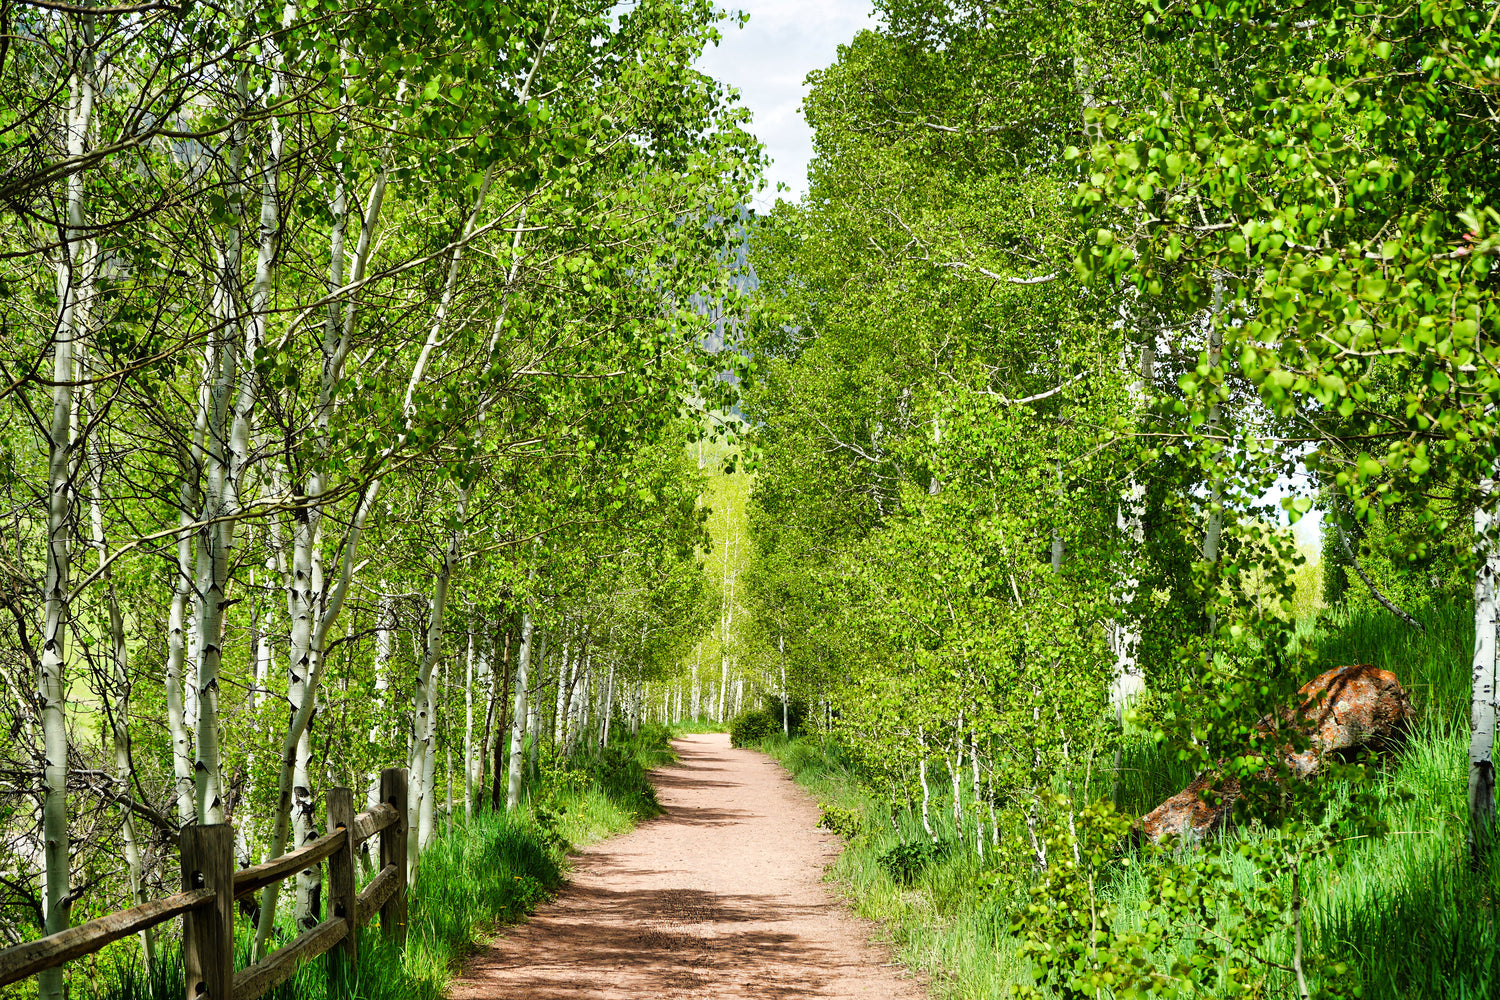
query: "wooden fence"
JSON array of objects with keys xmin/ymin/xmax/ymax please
[{"xmin": 0, "ymin": 768, "xmax": 410, "ymax": 1000}]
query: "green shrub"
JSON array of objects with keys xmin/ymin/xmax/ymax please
[
  {"xmin": 876, "ymin": 837, "xmax": 951, "ymax": 886},
  {"xmin": 817, "ymin": 803, "xmax": 863, "ymax": 840},
  {"xmin": 759, "ymin": 695, "xmax": 809, "ymax": 735},
  {"xmin": 729, "ymin": 708, "xmax": 777, "ymax": 747}
]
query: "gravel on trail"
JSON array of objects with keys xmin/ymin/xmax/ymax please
[{"xmin": 448, "ymin": 732, "xmax": 927, "ymax": 1000}]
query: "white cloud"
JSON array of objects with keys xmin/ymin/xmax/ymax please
[{"xmin": 695, "ymin": 1, "xmax": 880, "ymax": 210}]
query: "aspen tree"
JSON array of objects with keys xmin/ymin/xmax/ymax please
[
  {"xmin": 37, "ymin": 12, "xmax": 96, "ymax": 995},
  {"xmin": 505, "ymin": 606, "xmax": 535, "ymax": 811}
]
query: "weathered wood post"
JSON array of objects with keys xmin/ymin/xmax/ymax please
[
  {"xmin": 379, "ymin": 768, "xmax": 408, "ymax": 947},
  {"xmin": 181, "ymin": 824, "xmax": 233, "ymax": 1000},
  {"xmin": 326, "ymin": 787, "xmax": 357, "ymax": 984}
]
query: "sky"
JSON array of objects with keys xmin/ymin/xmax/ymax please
[{"xmin": 694, "ymin": 1, "xmax": 880, "ymax": 211}]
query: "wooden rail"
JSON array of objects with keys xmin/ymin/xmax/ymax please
[{"xmin": 0, "ymin": 767, "xmax": 410, "ymax": 999}]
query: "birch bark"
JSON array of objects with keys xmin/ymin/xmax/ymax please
[
  {"xmin": 37, "ymin": 18, "xmax": 95, "ymax": 994},
  {"xmin": 367, "ymin": 593, "xmax": 393, "ymax": 810},
  {"xmin": 491, "ymin": 628, "xmax": 513, "ymax": 810},
  {"xmin": 1471, "ymin": 475, "xmax": 1499, "ymax": 852},
  {"xmin": 411, "ymin": 528, "xmax": 459, "ymax": 861},
  {"xmin": 1202, "ymin": 274, "xmax": 1226, "ymax": 638},
  {"xmin": 419, "ymin": 655, "xmax": 441, "ymax": 851},
  {"xmin": 1109, "ymin": 338, "xmax": 1154, "ymax": 712},
  {"xmin": 553, "ymin": 638, "xmax": 571, "ymax": 744},
  {"xmin": 779, "ymin": 634, "xmax": 788, "ymax": 735},
  {"xmin": 86, "ymin": 384, "xmax": 152, "ymax": 962},
  {"xmin": 505, "ymin": 608, "xmax": 535, "ymax": 810},
  {"xmin": 464, "ymin": 627, "xmax": 475, "ymax": 822},
  {"xmin": 600, "ymin": 661, "xmax": 617, "ymax": 749}
]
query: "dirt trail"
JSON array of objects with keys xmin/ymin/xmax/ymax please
[{"xmin": 449, "ymin": 733, "xmax": 925, "ymax": 1000}]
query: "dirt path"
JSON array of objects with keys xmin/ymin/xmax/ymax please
[{"xmin": 449, "ymin": 733, "xmax": 925, "ymax": 1000}]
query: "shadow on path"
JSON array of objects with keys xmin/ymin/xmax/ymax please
[{"xmin": 448, "ymin": 733, "xmax": 924, "ymax": 1000}]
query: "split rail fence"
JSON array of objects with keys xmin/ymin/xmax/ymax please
[{"xmin": 0, "ymin": 767, "xmax": 410, "ymax": 1000}]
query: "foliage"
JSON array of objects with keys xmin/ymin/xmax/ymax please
[
  {"xmin": 0, "ymin": 0, "xmax": 761, "ymax": 976},
  {"xmin": 876, "ymin": 838, "xmax": 954, "ymax": 887},
  {"xmin": 817, "ymin": 803, "xmax": 864, "ymax": 841},
  {"xmin": 728, "ymin": 709, "xmax": 778, "ymax": 748}
]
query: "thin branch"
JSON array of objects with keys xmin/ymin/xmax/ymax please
[
  {"xmin": 1335, "ymin": 516, "xmax": 1425, "ymax": 632},
  {"xmin": 940, "ymin": 261, "xmax": 1059, "ymax": 285}
]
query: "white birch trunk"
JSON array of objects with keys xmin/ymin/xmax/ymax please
[
  {"xmin": 410, "ymin": 531, "xmax": 458, "ymax": 864},
  {"xmin": 691, "ymin": 646, "xmax": 701, "ymax": 720},
  {"xmin": 917, "ymin": 731, "xmax": 934, "ymax": 841},
  {"xmin": 87, "ymin": 388, "xmax": 153, "ymax": 962},
  {"xmin": 464, "ymin": 627, "xmax": 475, "ymax": 823},
  {"xmin": 251, "ymin": 483, "xmax": 377, "ymax": 958},
  {"xmin": 949, "ymin": 729, "xmax": 963, "ymax": 828},
  {"xmin": 565, "ymin": 654, "xmax": 589, "ymax": 759},
  {"xmin": 1471, "ymin": 477, "xmax": 1499, "ymax": 850},
  {"xmin": 1109, "ymin": 341, "xmax": 1154, "ymax": 712},
  {"xmin": 553, "ymin": 639, "xmax": 571, "ymax": 744},
  {"xmin": 419, "ymin": 656, "xmax": 440, "ymax": 851},
  {"xmin": 779, "ymin": 634, "xmax": 789, "ymax": 736},
  {"xmin": 37, "ymin": 24, "xmax": 95, "ymax": 993},
  {"xmin": 970, "ymin": 732, "xmax": 984, "ymax": 860},
  {"xmin": 1203, "ymin": 275, "xmax": 1227, "ymax": 640},
  {"xmin": 367, "ymin": 593, "xmax": 392, "ymax": 810},
  {"xmin": 291, "ymin": 691, "xmax": 320, "ymax": 932},
  {"xmin": 718, "ymin": 529, "xmax": 734, "ymax": 721},
  {"xmin": 600, "ymin": 662, "xmax": 617, "ymax": 749},
  {"xmin": 166, "ymin": 355, "xmax": 212, "ymax": 827},
  {"xmin": 505, "ymin": 609, "xmax": 535, "ymax": 810},
  {"xmin": 526, "ymin": 658, "xmax": 541, "ymax": 778}
]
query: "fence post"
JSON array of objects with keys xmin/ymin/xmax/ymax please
[
  {"xmin": 378, "ymin": 768, "xmax": 408, "ymax": 947},
  {"xmin": 326, "ymin": 787, "xmax": 357, "ymax": 984},
  {"xmin": 181, "ymin": 824, "xmax": 233, "ymax": 1000}
]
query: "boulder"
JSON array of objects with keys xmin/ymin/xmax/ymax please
[
  {"xmin": 1140, "ymin": 773, "xmax": 1240, "ymax": 843},
  {"xmin": 1139, "ymin": 664, "xmax": 1416, "ymax": 843},
  {"xmin": 1277, "ymin": 663, "xmax": 1416, "ymax": 776}
]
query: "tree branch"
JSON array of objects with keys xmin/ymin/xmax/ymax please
[{"xmin": 1336, "ymin": 522, "xmax": 1425, "ymax": 632}]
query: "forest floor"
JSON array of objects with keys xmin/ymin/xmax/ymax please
[{"xmin": 447, "ymin": 733, "xmax": 926, "ymax": 1000}]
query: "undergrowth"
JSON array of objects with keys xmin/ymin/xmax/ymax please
[{"xmin": 758, "ymin": 603, "xmax": 1495, "ymax": 999}]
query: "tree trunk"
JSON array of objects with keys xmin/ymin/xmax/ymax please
[
  {"xmin": 410, "ymin": 531, "xmax": 458, "ymax": 867},
  {"xmin": 37, "ymin": 21, "xmax": 95, "ymax": 993},
  {"xmin": 491, "ymin": 628, "xmax": 513, "ymax": 811},
  {"xmin": 691, "ymin": 646, "xmax": 701, "ymax": 721},
  {"xmin": 464, "ymin": 626, "xmax": 475, "ymax": 823},
  {"xmin": 970, "ymin": 731, "xmax": 983, "ymax": 860},
  {"xmin": 917, "ymin": 730, "xmax": 934, "ymax": 841},
  {"xmin": 367, "ymin": 593, "xmax": 392, "ymax": 811},
  {"xmin": 1471, "ymin": 479, "xmax": 1499, "ymax": 855},
  {"xmin": 553, "ymin": 639, "xmax": 572, "ymax": 745},
  {"xmin": 505, "ymin": 608, "xmax": 534, "ymax": 810},
  {"xmin": 251, "ymin": 483, "xmax": 377, "ymax": 959},
  {"xmin": 87, "ymin": 389, "xmax": 153, "ymax": 963},
  {"xmin": 1203, "ymin": 273, "xmax": 1226, "ymax": 634},
  {"xmin": 779, "ymin": 634, "xmax": 789, "ymax": 736},
  {"xmin": 478, "ymin": 626, "xmax": 496, "ymax": 809},
  {"xmin": 291, "ymin": 693, "xmax": 321, "ymax": 932},
  {"xmin": 419, "ymin": 654, "xmax": 441, "ymax": 852},
  {"xmin": 600, "ymin": 661, "xmax": 618, "ymax": 749}
]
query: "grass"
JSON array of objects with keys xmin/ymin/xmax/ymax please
[
  {"xmin": 666, "ymin": 716, "xmax": 730, "ymax": 734},
  {"xmin": 757, "ymin": 602, "xmax": 1496, "ymax": 1000},
  {"xmin": 49, "ymin": 725, "xmax": 675, "ymax": 1000},
  {"xmin": 756, "ymin": 735, "xmax": 1029, "ymax": 998}
]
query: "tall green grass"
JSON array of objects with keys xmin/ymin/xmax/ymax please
[
  {"xmin": 759, "ymin": 603, "xmax": 1494, "ymax": 999},
  {"xmin": 62, "ymin": 725, "xmax": 674, "ymax": 1000}
]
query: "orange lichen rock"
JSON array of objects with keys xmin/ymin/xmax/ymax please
[{"xmin": 1140, "ymin": 665, "xmax": 1416, "ymax": 844}]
